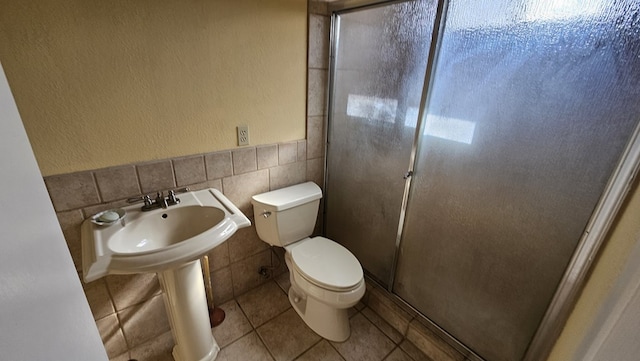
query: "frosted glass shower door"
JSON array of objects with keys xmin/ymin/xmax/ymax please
[
  {"xmin": 325, "ymin": 0, "xmax": 437, "ymax": 286},
  {"xmin": 395, "ymin": 1, "xmax": 640, "ymax": 361}
]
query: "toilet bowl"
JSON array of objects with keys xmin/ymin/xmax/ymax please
[{"xmin": 251, "ymin": 182, "xmax": 365, "ymax": 342}]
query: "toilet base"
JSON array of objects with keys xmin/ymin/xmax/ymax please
[{"xmin": 288, "ymin": 286, "xmax": 351, "ymax": 342}]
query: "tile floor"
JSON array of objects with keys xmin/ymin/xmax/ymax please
[{"xmin": 119, "ymin": 272, "xmax": 429, "ymax": 361}]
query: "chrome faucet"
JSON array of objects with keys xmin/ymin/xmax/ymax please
[
  {"xmin": 155, "ymin": 191, "xmax": 168, "ymax": 209},
  {"xmin": 127, "ymin": 187, "xmax": 189, "ymax": 212},
  {"xmin": 167, "ymin": 190, "xmax": 180, "ymax": 206}
]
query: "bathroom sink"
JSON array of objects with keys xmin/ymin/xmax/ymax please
[
  {"xmin": 82, "ymin": 188, "xmax": 250, "ymax": 361},
  {"xmin": 107, "ymin": 206, "xmax": 226, "ymax": 254},
  {"xmin": 82, "ymin": 188, "xmax": 251, "ymax": 281}
]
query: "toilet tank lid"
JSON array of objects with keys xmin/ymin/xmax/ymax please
[{"xmin": 251, "ymin": 182, "xmax": 322, "ymax": 211}]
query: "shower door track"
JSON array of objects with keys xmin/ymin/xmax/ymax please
[{"xmin": 325, "ymin": 0, "xmax": 640, "ymax": 360}]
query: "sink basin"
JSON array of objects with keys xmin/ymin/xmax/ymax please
[
  {"xmin": 108, "ymin": 206, "xmax": 226, "ymax": 254},
  {"xmin": 82, "ymin": 188, "xmax": 251, "ymax": 281}
]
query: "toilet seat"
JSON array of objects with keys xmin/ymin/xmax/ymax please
[{"xmin": 287, "ymin": 237, "xmax": 363, "ymax": 291}]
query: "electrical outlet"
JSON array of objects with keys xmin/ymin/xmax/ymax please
[{"xmin": 237, "ymin": 125, "xmax": 249, "ymax": 146}]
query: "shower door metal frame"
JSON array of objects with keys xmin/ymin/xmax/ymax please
[
  {"xmin": 327, "ymin": 0, "xmax": 449, "ymax": 291},
  {"xmin": 522, "ymin": 125, "xmax": 640, "ymax": 361},
  {"xmin": 324, "ymin": 0, "xmax": 640, "ymax": 360}
]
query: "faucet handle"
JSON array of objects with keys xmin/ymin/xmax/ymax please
[
  {"xmin": 167, "ymin": 187, "xmax": 190, "ymax": 204},
  {"xmin": 166, "ymin": 189, "xmax": 180, "ymax": 204},
  {"xmin": 167, "ymin": 190, "xmax": 178, "ymax": 204},
  {"xmin": 127, "ymin": 195, "xmax": 153, "ymax": 206}
]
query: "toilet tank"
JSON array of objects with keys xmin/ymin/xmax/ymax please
[{"xmin": 251, "ymin": 182, "xmax": 322, "ymax": 247}]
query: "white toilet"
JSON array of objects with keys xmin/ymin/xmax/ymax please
[{"xmin": 251, "ymin": 181, "xmax": 365, "ymax": 342}]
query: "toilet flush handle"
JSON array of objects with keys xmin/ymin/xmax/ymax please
[{"xmin": 261, "ymin": 210, "xmax": 272, "ymax": 218}]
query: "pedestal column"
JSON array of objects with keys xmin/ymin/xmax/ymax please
[{"xmin": 158, "ymin": 260, "xmax": 219, "ymax": 361}]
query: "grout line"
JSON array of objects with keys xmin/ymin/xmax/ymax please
[
  {"xmin": 327, "ymin": 337, "xmax": 345, "ymax": 360},
  {"xmin": 91, "ymin": 171, "xmax": 103, "ymax": 203},
  {"xmin": 169, "ymin": 159, "xmax": 178, "ymax": 188},
  {"xmin": 214, "ymin": 299, "xmax": 252, "ymax": 349},
  {"xmin": 291, "ymin": 338, "xmax": 324, "ymax": 361},
  {"xmin": 253, "ymin": 327, "xmax": 278, "ymax": 361},
  {"xmin": 133, "ymin": 165, "xmax": 144, "ymax": 195},
  {"xmin": 99, "ymin": 277, "xmax": 135, "ymax": 354},
  {"xmin": 380, "ymin": 346, "xmax": 397, "ymax": 361}
]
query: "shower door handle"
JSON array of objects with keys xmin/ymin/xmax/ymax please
[{"xmin": 403, "ymin": 171, "xmax": 413, "ymax": 179}]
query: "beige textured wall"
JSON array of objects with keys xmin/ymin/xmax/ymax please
[
  {"xmin": 0, "ymin": 0, "xmax": 307, "ymax": 176},
  {"xmin": 548, "ymin": 179, "xmax": 640, "ymax": 360}
]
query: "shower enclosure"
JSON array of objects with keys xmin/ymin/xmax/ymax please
[{"xmin": 324, "ymin": 1, "xmax": 640, "ymax": 360}]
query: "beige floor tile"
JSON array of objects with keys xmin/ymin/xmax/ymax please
[
  {"xmin": 212, "ymin": 300, "xmax": 253, "ymax": 348},
  {"xmin": 129, "ymin": 330, "xmax": 174, "ymax": 361},
  {"xmin": 106, "ymin": 273, "xmax": 161, "ymax": 311},
  {"xmin": 105, "ymin": 276, "xmax": 447, "ymax": 360},
  {"xmin": 118, "ymin": 294, "xmax": 171, "ymax": 348},
  {"xmin": 399, "ymin": 340, "xmax": 431, "ymax": 361},
  {"xmin": 96, "ymin": 314, "xmax": 127, "ymax": 358},
  {"xmin": 237, "ymin": 281, "xmax": 291, "ymax": 327},
  {"xmin": 406, "ymin": 321, "xmax": 464, "ymax": 361},
  {"xmin": 257, "ymin": 308, "xmax": 321, "ymax": 361},
  {"xmin": 108, "ymin": 352, "xmax": 131, "ymax": 361},
  {"xmin": 366, "ymin": 287, "xmax": 412, "ymax": 337},
  {"xmin": 331, "ymin": 313, "xmax": 396, "ymax": 361},
  {"xmin": 83, "ymin": 278, "xmax": 115, "ymax": 320},
  {"xmin": 384, "ymin": 347, "xmax": 416, "ymax": 361},
  {"xmin": 361, "ymin": 307, "xmax": 404, "ymax": 344},
  {"xmin": 295, "ymin": 340, "xmax": 345, "ymax": 361},
  {"xmin": 218, "ymin": 331, "xmax": 274, "ymax": 361},
  {"xmin": 274, "ymin": 268, "xmax": 291, "ymax": 293}
]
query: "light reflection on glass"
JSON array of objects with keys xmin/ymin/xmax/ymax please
[
  {"xmin": 525, "ymin": 0, "xmax": 605, "ymax": 21},
  {"xmin": 348, "ymin": 95, "xmax": 476, "ymax": 145},
  {"xmin": 448, "ymin": 0, "xmax": 606, "ymax": 30},
  {"xmin": 423, "ymin": 114, "xmax": 476, "ymax": 144},
  {"xmin": 405, "ymin": 107, "xmax": 476, "ymax": 145},
  {"xmin": 346, "ymin": 94, "xmax": 398, "ymax": 123}
]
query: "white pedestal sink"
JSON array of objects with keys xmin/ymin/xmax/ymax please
[{"xmin": 81, "ymin": 188, "xmax": 251, "ymax": 361}]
